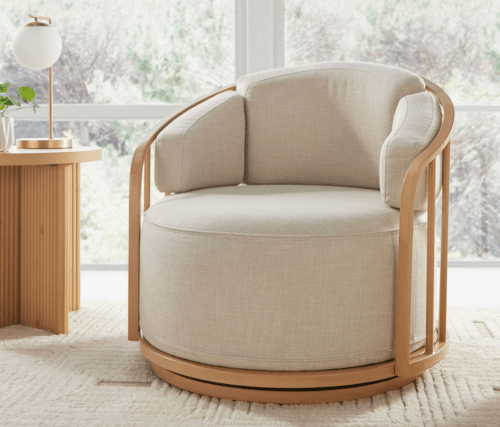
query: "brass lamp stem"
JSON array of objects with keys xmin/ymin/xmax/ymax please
[{"xmin": 49, "ymin": 66, "xmax": 53, "ymax": 140}]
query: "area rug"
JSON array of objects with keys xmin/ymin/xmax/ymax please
[{"xmin": 0, "ymin": 301, "xmax": 499, "ymax": 427}]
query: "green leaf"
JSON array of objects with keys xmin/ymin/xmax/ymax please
[
  {"xmin": 7, "ymin": 96, "xmax": 19, "ymax": 107},
  {"xmin": 0, "ymin": 104, "xmax": 6, "ymax": 110},
  {"xmin": 17, "ymin": 86, "xmax": 36, "ymax": 102},
  {"xmin": 0, "ymin": 83, "xmax": 10, "ymax": 93},
  {"xmin": 0, "ymin": 96, "xmax": 13, "ymax": 106}
]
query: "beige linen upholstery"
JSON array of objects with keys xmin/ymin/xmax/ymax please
[
  {"xmin": 140, "ymin": 185, "xmax": 428, "ymax": 371},
  {"xmin": 380, "ymin": 91, "xmax": 443, "ymax": 209},
  {"xmin": 237, "ymin": 62, "xmax": 425, "ymax": 189},
  {"xmin": 154, "ymin": 91, "xmax": 245, "ymax": 193}
]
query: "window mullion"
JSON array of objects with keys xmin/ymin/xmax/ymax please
[{"xmin": 238, "ymin": 0, "xmax": 285, "ymax": 76}]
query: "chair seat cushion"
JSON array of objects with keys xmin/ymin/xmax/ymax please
[
  {"xmin": 144, "ymin": 185, "xmax": 426, "ymax": 236},
  {"xmin": 140, "ymin": 185, "xmax": 428, "ymax": 371}
]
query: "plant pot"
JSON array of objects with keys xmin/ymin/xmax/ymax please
[{"xmin": 0, "ymin": 116, "xmax": 15, "ymax": 152}]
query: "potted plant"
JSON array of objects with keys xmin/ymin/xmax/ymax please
[{"xmin": 0, "ymin": 83, "xmax": 39, "ymax": 152}]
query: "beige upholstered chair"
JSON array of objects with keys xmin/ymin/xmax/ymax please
[{"xmin": 129, "ymin": 62, "xmax": 454, "ymax": 404}]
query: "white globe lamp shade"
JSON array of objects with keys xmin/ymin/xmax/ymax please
[{"xmin": 12, "ymin": 26, "xmax": 62, "ymax": 70}]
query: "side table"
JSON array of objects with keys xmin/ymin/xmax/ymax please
[{"xmin": 0, "ymin": 146, "xmax": 101, "ymax": 334}]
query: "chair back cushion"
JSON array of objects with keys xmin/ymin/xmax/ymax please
[
  {"xmin": 237, "ymin": 62, "xmax": 425, "ymax": 188},
  {"xmin": 155, "ymin": 91, "xmax": 245, "ymax": 193}
]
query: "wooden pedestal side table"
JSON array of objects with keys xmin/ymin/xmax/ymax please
[{"xmin": 0, "ymin": 147, "xmax": 101, "ymax": 334}]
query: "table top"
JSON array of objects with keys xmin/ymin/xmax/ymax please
[{"xmin": 0, "ymin": 146, "xmax": 102, "ymax": 166}]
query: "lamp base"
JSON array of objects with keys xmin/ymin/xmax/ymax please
[{"xmin": 17, "ymin": 138, "xmax": 72, "ymax": 149}]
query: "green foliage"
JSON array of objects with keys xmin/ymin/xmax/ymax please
[
  {"xmin": 32, "ymin": 99, "xmax": 39, "ymax": 113},
  {"xmin": 0, "ymin": 83, "xmax": 37, "ymax": 116},
  {"xmin": 17, "ymin": 86, "xmax": 35, "ymax": 102},
  {"xmin": 484, "ymin": 22, "xmax": 500, "ymax": 72},
  {"xmin": 0, "ymin": 96, "xmax": 13, "ymax": 106},
  {"xmin": 125, "ymin": 0, "xmax": 234, "ymax": 104}
]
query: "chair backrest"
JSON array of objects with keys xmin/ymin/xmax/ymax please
[{"xmin": 237, "ymin": 62, "xmax": 426, "ymax": 189}]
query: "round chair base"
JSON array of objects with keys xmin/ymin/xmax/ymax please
[
  {"xmin": 151, "ymin": 363, "xmax": 421, "ymax": 404},
  {"xmin": 140, "ymin": 337, "xmax": 449, "ymax": 404}
]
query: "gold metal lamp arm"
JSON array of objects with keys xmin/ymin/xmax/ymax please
[{"xmin": 28, "ymin": 14, "xmax": 52, "ymax": 25}]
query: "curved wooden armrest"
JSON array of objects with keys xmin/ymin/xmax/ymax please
[
  {"xmin": 128, "ymin": 84, "xmax": 236, "ymax": 340},
  {"xmin": 395, "ymin": 77, "xmax": 455, "ymax": 375},
  {"xmin": 399, "ymin": 78, "xmax": 454, "ymax": 206}
]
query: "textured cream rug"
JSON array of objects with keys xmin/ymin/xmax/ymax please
[{"xmin": 0, "ymin": 301, "xmax": 499, "ymax": 427}]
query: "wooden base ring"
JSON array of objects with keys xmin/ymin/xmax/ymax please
[
  {"xmin": 151, "ymin": 363, "xmax": 421, "ymax": 404},
  {"xmin": 139, "ymin": 337, "xmax": 435, "ymax": 404}
]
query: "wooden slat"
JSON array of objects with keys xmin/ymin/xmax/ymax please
[
  {"xmin": 394, "ymin": 197, "xmax": 415, "ymax": 376},
  {"xmin": 0, "ymin": 166, "xmax": 21, "ymax": 327},
  {"xmin": 439, "ymin": 142, "xmax": 451, "ymax": 342},
  {"xmin": 20, "ymin": 165, "xmax": 71, "ymax": 334},
  {"xmin": 426, "ymin": 159, "xmax": 436, "ymax": 354},
  {"xmin": 144, "ymin": 148, "xmax": 151, "ymax": 212},
  {"xmin": 63, "ymin": 164, "xmax": 72, "ymax": 327},
  {"xmin": 75, "ymin": 163, "xmax": 81, "ymax": 311},
  {"xmin": 68, "ymin": 165, "xmax": 73, "ymax": 311},
  {"xmin": 68, "ymin": 163, "xmax": 80, "ymax": 312}
]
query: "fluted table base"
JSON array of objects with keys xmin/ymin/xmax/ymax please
[{"xmin": 0, "ymin": 164, "xmax": 80, "ymax": 334}]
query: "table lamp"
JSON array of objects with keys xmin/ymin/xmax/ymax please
[{"xmin": 12, "ymin": 14, "xmax": 71, "ymax": 149}]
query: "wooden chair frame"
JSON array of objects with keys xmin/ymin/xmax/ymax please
[{"xmin": 128, "ymin": 77, "xmax": 454, "ymax": 404}]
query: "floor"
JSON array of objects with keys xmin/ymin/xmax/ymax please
[{"xmin": 81, "ymin": 268, "xmax": 500, "ymax": 305}]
